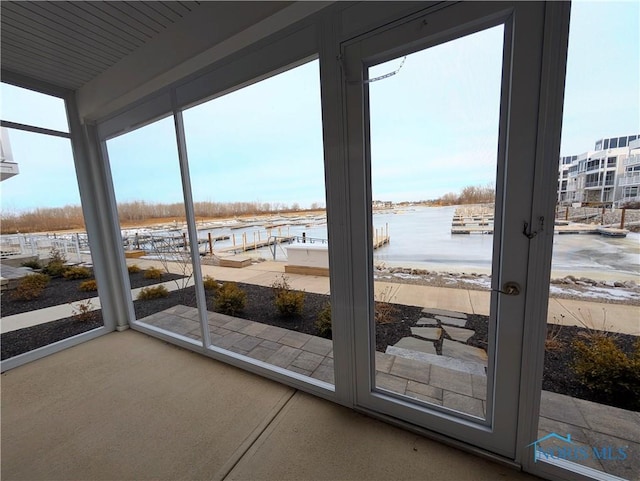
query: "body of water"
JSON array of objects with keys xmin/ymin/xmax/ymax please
[{"xmin": 196, "ymin": 206, "xmax": 639, "ymax": 281}]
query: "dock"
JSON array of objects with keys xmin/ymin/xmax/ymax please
[
  {"xmin": 373, "ymin": 224, "xmax": 391, "ymax": 248},
  {"xmin": 555, "ymin": 224, "xmax": 629, "ymax": 237},
  {"xmin": 451, "ymin": 207, "xmax": 494, "ymax": 235},
  {"xmin": 451, "ymin": 225, "xmax": 494, "ymax": 235},
  {"xmin": 215, "ymin": 235, "xmax": 296, "ymax": 254}
]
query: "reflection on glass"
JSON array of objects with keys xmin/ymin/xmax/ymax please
[
  {"xmin": 182, "ymin": 60, "xmax": 334, "ymax": 384},
  {"xmin": 368, "ymin": 26, "xmax": 505, "ymax": 419}
]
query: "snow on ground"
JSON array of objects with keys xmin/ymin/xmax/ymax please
[
  {"xmin": 374, "ymin": 269, "xmax": 639, "ymax": 303},
  {"xmin": 549, "ymin": 284, "xmax": 640, "ymax": 302}
]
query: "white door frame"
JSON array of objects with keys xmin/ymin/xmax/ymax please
[{"xmin": 342, "ymin": 1, "xmax": 558, "ymax": 458}]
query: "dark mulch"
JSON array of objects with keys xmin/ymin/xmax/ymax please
[
  {"xmin": 2, "ymin": 279, "xmax": 638, "ymax": 412},
  {"xmin": 0, "ymin": 270, "xmax": 185, "ymax": 316},
  {"xmin": 1, "ymin": 313, "xmax": 104, "ymax": 360},
  {"xmin": 132, "ymin": 282, "xmax": 424, "ymax": 350}
]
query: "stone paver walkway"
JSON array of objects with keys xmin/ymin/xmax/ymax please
[
  {"xmin": 538, "ymin": 390, "xmax": 640, "ymax": 479},
  {"xmin": 387, "ymin": 307, "xmax": 488, "ymax": 377},
  {"xmin": 139, "ymin": 305, "xmax": 489, "ymax": 418}
]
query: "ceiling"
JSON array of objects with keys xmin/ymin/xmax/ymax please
[{"xmin": 1, "ymin": 1, "xmax": 205, "ymax": 90}]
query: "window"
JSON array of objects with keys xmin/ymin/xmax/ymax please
[
  {"xmin": 543, "ymin": 2, "xmax": 639, "ymax": 478},
  {"xmin": 0, "ymin": 83, "xmax": 69, "ymax": 133},
  {"xmin": 182, "ymin": 60, "xmax": 335, "ymax": 385},
  {"xmin": 0, "ymin": 85, "xmax": 102, "ymax": 364}
]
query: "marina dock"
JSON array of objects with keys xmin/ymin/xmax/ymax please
[
  {"xmin": 450, "ymin": 207, "xmax": 629, "ymax": 238},
  {"xmin": 555, "ymin": 224, "xmax": 629, "ymax": 237},
  {"xmin": 451, "ymin": 207, "xmax": 494, "ymax": 235},
  {"xmin": 215, "ymin": 234, "xmax": 296, "ymax": 255}
]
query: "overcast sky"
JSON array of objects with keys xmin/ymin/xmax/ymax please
[{"xmin": 1, "ymin": 1, "xmax": 638, "ymax": 213}]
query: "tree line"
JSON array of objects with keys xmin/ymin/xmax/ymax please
[
  {"xmin": 429, "ymin": 184, "xmax": 495, "ymax": 206},
  {"xmin": 1, "ymin": 200, "xmax": 325, "ymax": 234},
  {"xmin": 1, "ymin": 186, "xmax": 493, "ymax": 234}
]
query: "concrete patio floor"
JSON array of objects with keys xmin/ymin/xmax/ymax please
[{"xmin": 1, "ymin": 329, "xmax": 542, "ymax": 481}]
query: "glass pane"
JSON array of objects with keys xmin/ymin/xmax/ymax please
[
  {"xmin": 106, "ymin": 117, "xmax": 201, "ymax": 343},
  {"xmin": 539, "ymin": 1, "xmax": 639, "ymax": 478},
  {"xmin": 1, "ymin": 128, "xmax": 101, "ymax": 360},
  {"xmin": 0, "ymin": 83, "xmax": 69, "ymax": 132},
  {"xmin": 182, "ymin": 59, "xmax": 334, "ymax": 385},
  {"xmin": 367, "ymin": 26, "xmax": 505, "ymax": 419}
]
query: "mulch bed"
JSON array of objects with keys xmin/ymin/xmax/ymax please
[
  {"xmin": 2, "ymin": 280, "xmax": 638, "ymax": 412},
  {"xmin": 0, "ymin": 270, "xmax": 185, "ymax": 316}
]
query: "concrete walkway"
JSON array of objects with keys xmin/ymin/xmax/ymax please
[{"xmin": 1, "ymin": 258, "xmax": 638, "ymax": 335}]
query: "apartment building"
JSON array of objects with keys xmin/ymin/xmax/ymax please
[{"xmin": 558, "ymin": 134, "xmax": 640, "ymax": 206}]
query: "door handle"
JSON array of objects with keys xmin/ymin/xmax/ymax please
[{"xmin": 493, "ymin": 282, "xmax": 521, "ymax": 296}]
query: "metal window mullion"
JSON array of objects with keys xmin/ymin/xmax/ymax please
[
  {"xmin": 172, "ymin": 107, "xmax": 211, "ymax": 349},
  {"xmin": 319, "ymin": 11, "xmax": 353, "ymax": 405},
  {"xmin": 0, "ymin": 120, "xmax": 70, "ymax": 138}
]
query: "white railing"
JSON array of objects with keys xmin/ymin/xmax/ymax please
[
  {"xmin": 623, "ymin": 155, "xmax": 640, "ymax": 167},
  {"xmin": 0, "ymin": 234, "xmax": 84, "ymax": 263},
  {"xmin": 618, "ymin": 194, "xmax": 640, "ymax": 206},
  {"xmin": 0, "ymin": 161, "xmax": 19, "ymax": 180},
  {"xmin": 618, "ymin": 173, "xmax": 640, "ymax": 186}
]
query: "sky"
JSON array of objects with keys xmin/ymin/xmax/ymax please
[{"xmin": 1, "ymin": 1, "xmax": 638, "ymax": 213}]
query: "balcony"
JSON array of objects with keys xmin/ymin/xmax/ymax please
[
  {"xmin": 618, "ymin": 173, "xmax": 640, "ymax": 187},
  {"xmin": 623, "ymin": 155, "xmax": 640, "ymax": 167},
  {"xmin": 0, "ymin": 161, "xmax": 19, "ymax": 181}
]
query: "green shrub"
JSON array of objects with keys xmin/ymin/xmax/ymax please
[
  {"xmin": 12, "ymin": 273, "xmax": 50, "ymax": 301},
  {"xmin": 203, "ymin": 275, "xmax": 219, "ymax": 292},
  {"xmin": 315, "ymin": 303, "xmax": 332, "ymax": 338},
  {"xmin": 63, "ymin": 266, "xmax": 92, "ymax": 280},
  {"xmin": 573, "ymin": 336, "xmax": 640, "ymax": 410},
  {"xmin": 137, "ymin": 285, "xmax": 169, "ymax": 300},
  {"xmin": 271, "ymin": 275, "xmax": 305, "ymax": 318},
  {"xmin": 143, "ymin": 267, "xmax": 163, "ymax": 279},
  {"xmin": 42, "ymin": 247, "xmax": 68, "ymax": 278},
  {"xmin": 79, "ymin": 279, "xmax": 98, "ymax": 292},
  {"xmin": 275, "ymin": 290, "xmax": 305, "ymax": 317},
  {"xmin": 127, "ymin": 264, "xmax": 142, "ymax": 274},
  {"xmin": 21, "ymin": 259, "xmax": 41, "ymax": 269},
  {"xmin": 43, "ymin": 261, "xmax": 67, "ymax": 277},
  {"xmin": 214, "ymin": 282, "xmax": 246, "ymax": 316}
]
